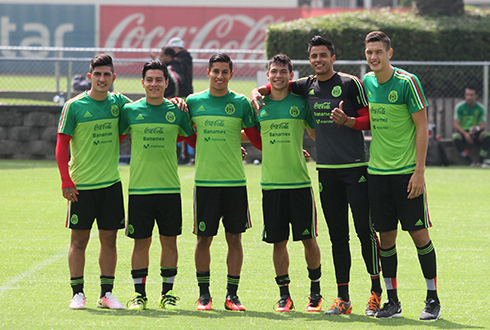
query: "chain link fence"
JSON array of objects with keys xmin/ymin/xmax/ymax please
[{"xmin": 1, "ymin": 46, "xmax": 490, "ymax": 139}]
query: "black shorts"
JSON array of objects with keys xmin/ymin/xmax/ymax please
[
  {"xmin": 127, "ymin": 193, "xmax": 182, "ymax": 239},
  {"xmin": 262, "ymin": 188, "xmax": 317, "ymax": 243},
  {"xmin": 66, "ymin": 182, "xmax": 125, "ymax": 231},
  {"xmin": 193, "ymin": 186, "xmax": 251, "ymax": 236},
  {"xmin": 368, "ymin": 174, "xmax": 432, "ymax": 232}
]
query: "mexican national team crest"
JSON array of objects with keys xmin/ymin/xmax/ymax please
[
  {"xmin": 289, "ymin": 106, "xmax": 300, "ymax": 117},
  {"xmin": 332, "ymin": 85, "xmax": 342, "ymax": 97},
  {"xmin": 388, "ymin": 90, "xmax": 398, "ymax": 103},
  {"xmin": 166, "ymin": 111, "xmax": 176, "ymax": 123},
  {"xmin": 111, "ymin": 105, "xmax": 119, "ymax": 117},
  {"xmin": 225, "ymin": 103, "xmax": 236, "ymax": 115},
  {"xmin": 70, "ymin": 214, "xmax": 79, "ymax": 225}
]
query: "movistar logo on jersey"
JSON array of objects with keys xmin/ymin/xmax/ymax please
[
  {"xmin": 332, "ymin": 85, "xmax": 342, "ymax": 97},
  {"xmin": 388, "ymin": 90, "xmax": 398, "ymax": 103},
  {"xmin": 308, "ymin": 89, "xmax": 315, "ymax": 95},
  {"xmin": 415, "ymin": 219, "xmax": 423, "ymax": 226},
  {"xmin": 313, "ymin": 102, "xmax": 331, "ymax": 110},
  {"xmin": 166, "ymin": 111, "xmax": 176, "ymax": 123},
  {"xmin": 225, "ymin": 103, "xmax": 236, "ymax": 115},
  {"xmin": 358, "ymin": 175, "xmax": 367, "ymax": 183},
  {"xmin": 136, "ymin": 114, "xmax": 144, "ymax": 120},
  {"xmin": 289, "ymin": 106, "xmax": 300, "ymax": 117},
  {"xmin": 111, "ymin": 105, "xmax": 119, "ymax": 117},
  {"xmin": 197, "ymin": 105, "xmax": 206, "ymax": 112},
  {"xmin": 83, "ymin": 111, "xmax": 93, "ymax": 118}
]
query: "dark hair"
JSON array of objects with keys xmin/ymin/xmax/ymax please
[
  {"xmin": 163, "ymin": 47, "xmax": 176, "ymax": 58},
  {"xmin": 89, "ymin": 54, "xmax": 114, "ymax": 73},
  {"xmin": 268, "ymin": 53, "xmax": 293, "ymax": 73},
  {"xmin": 365, "ymin": 31, "xmax": 391, "ymax": 50},
  {"xmin": 209, "ymin": 53, "xmax": 233, "ymax": 71},
  {"xmin": 142, "ymin": 60, "xmax": 169, "ymax": 81},
  {"xmin": 308, "ymin": 36, "xmax": 335, "ymax": 56},
  {"xmin": 465, "ymin": 85, "xmax": 478, "ymax": 94}
]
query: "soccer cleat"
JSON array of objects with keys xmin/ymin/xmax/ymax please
[
  {"xmin": 127, "ymin": 293, "xmax": 148, "ymax": 310},
  {"xmin": 159, "ymin": 290, "xmax": 180, "ymax": 310},
  {"xmin": 69, "ymin": 292, "xmax": 86, "ymax": 310},
  {"xmin": 275, "ymin": 295, "xmax": 294, "ymax": 312},
  {"xmin": 306, "ymin": 293, "xmax": 322, "ymax": 312},
  {"xmin": 324, "ymin": 298, "xmax": 352, "ymax": 315},
  {"xmin": 197, "ymin": 293, "xmax": 212, "ymax": 311},
  {"xmin": 375, "ymin": 298, "xmax": 402, "ymax": 318},
  {"xmin": 97, "ymin": 292, "xmax": 125, "ymax": 309},
  {"xmin": 419, "ymin": 299, "xmax": 441, "ymax": 321},
  {"xmin": 224, "ymin": 295, "xmax": 246, "ymax": 311},
  {"xmin": 365, "ymin": 291, "xmax": 381, "ymax": 316}
]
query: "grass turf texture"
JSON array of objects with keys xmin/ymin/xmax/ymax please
[{"xmin": 0, "ymin": 160, "xmax": 489, "ymax": 329}]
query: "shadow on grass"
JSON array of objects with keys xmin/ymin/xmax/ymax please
[{"xmin": 84, "ymin": 308, "xmax": 482, "ymax": 328}]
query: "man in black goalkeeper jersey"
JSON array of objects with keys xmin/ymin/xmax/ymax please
[{"xmin": 251, "ymin": 36, "xmax": 381, "ymax": 316}]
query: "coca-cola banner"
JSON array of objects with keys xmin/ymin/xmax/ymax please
[{"xmin": 100, "ymin": 6, "xmax": 340, "ymax": 60}]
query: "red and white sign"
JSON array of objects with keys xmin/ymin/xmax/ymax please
[{"xmin": 100, "ymin": 6, "xmax": 351, "ymax": 74}]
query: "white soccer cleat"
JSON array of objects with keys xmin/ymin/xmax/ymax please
[
  {"xmin": 69, "ymin": 292, "xmax": 86, "ymax": 310},
  {"xmin": 97, "ymin": 292, "xmax": 125, "ymax": 309}
]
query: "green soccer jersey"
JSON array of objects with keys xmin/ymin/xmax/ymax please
[
  {"xmin": 187, "ymin": 89, "xmax": 256, "ymax": 187},
  {"xmin": 454, "ymin": 100, "xmax": 486, "ymax": 130},
  {"xmin": 57, "ymin": 91, "xmax": 131, "ymax": 189},
  {"xmin": 363, "ymin": 67, "xmax": 428, "ymax": 175},
  {"xmin": 119, "ymin": 98, "xmax": 195, "ymax": 195},
  {"xmin": 258, "ymin": 93, "xmax": 314, "ymax": 190}
]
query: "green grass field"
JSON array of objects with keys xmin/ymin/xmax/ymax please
[{"xmin": 0, "ymin": 160, "xmax": 489, "ymax": 329}]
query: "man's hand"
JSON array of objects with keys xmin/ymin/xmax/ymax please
[
  {"xmin": 63, "ymin": 187, "xmax": 79, "ymax": 202},
  {"xmin": 241, "ymin": 147, "xmax": 248, "ymax": 161},
  {"xmin": 331, "ymin": 101, "xmax": 348, "ymax": 125},
  {"xmin": 463, "ymin": 131, "xmax": 474, "ymax": 144},
  {"xmin": 169, "ymin": 97, "xmax": 188, "ymax": 112},
  {"xmin": 250, "ymin": 88, "xmax": 265, "ymax": 113},
  {"xmin": 407, "ymin": 171, "xmax": 425, "ymax": 199},
  {"xmin": 303, "ymin": 149, "xmax": 310, "ymax": 161}
]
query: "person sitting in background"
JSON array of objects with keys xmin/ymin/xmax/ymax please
[{"xmin": 452, "ymin": 86, "xmax": 490, "ymax": 167}]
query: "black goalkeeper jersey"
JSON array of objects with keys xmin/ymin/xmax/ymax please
[{"xmin": 290, "ymin": 72, "xmax": 369, "ymax": 169}]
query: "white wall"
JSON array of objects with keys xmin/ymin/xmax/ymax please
[{"xmin": 0, "ymin": 0, "xmax": 298, "ymax": 7}]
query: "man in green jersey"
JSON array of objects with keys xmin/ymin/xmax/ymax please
[
  {"xmin": 452, "ymin": 86, "xmax": 490, "ymax": 166},
  {"xmin": 56, "ymin": 54, "xmax": 131, "ymax": 310},
  {"xmin": 186, "ymin": 53, "xmax": 261, "ymax": 311},
  {"xmin": 257, "ymin": 54, "xmax": 322, "ymax": 313},
  {"xmin": 120, "ymin": 60, "xmax": 196, "ymax": 311},
  {"xmin": 363, "ymin": 31, "xmax": 441, "ymax": 320}
]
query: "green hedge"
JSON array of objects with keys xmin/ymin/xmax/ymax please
[{"xmin": 265, "ymin": 9, "xmax": 490, "ymax": 97}]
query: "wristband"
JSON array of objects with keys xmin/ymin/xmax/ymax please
[{"xmin": 341, "ymin": 116, "xmax": 348, "ymax": 125}]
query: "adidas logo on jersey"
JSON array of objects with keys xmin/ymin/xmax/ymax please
[
  {"xmin": 308, "ymin": 89, "xmax": 315, "ymax": 95},
  {"xmin": 136, "ymin": 114, "xmax": 144, "ymax": 120},
  {"xmin": 83, "ymin": 111, "xmax": 93, "ymax": 118},
  {"xmin": 358, "ymin": 176, "xmax": 367, "ymax": 183},
  {"xmin": 197, "ymin": 105, "xmax": 205, "ymax": 112},
  {"xmin": 415, "ymin": 219, "xmax": 424, "ymax": 226},
  {"xmin": 261, "ymin": 110, "xmax": 268, "ymax": 117},
  {"xmin": 302, "ymin": 229, "xmax": 310, "ymax": 236}
]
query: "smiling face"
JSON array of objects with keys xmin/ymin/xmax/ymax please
[
  {"xmin": 87, "ymin": 65, "xmax": 115, "ymax": 95},
  {"xmin": 267, "ymin": 62, "xmax": 292, "ymax": 92},
  {"xmin": 308, "ymin": 45, "xmax": 335, "ymax": 79},
  {"xmin": 207, "ymin": 61, "xmax": 233, "ymax": 96},
  {"xmin": 142, "ymin": 69, "xmax": 168, "ymax": 103},
  {"xmin": 365, "ymin": 41, "xmax": 393, "ymax": 74}
]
